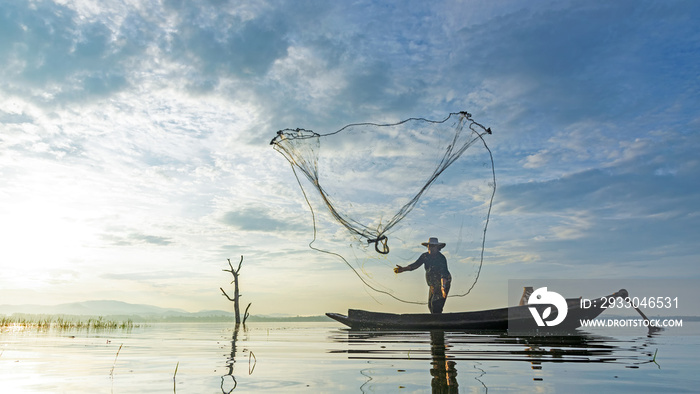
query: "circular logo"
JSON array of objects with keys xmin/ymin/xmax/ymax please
[{"xmin": 527, "ymin": 287, "xmax": 568, "ymax": 327}]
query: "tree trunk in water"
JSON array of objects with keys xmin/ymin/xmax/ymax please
[
  {"xmin": 220, "ymin": 256, "xmax": 250, "ymax": 326},
  {"xmin": 232, "ymin": 265, "xmax": 240, "ymax": 325}
]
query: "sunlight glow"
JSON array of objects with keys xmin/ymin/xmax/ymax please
[{"xmin": 0, "ymin": 199, "xmax": 96, "ymax": 285}]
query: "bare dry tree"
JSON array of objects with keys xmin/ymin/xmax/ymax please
[{"xmin": 220, "ymin": 256, "xmax": 251, "ymax": 326}]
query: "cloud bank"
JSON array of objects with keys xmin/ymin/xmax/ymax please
[{"xmin": 0, "ymin": 0, "xmax": 698, "ymax": 313}]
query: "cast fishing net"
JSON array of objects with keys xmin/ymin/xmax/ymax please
[{"xmin": 271, "ymin": 111, "xmax": 495, "ymax": 305}]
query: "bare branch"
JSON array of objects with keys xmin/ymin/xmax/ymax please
[
  {"xmin": 243, "ymin": 303, "xmax": 252, "ymax": 325},
  {"xmin": 223, "ymin": 258, "xmax": 235, "ymax": 273},
  {"xmin": 236, "ymin": 255, "xmax": 243, "ymax": 274},
  {"xmin": 220, "ymin": 287, "xmax": 235, "ymax": 302}
]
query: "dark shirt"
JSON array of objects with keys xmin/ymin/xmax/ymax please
[{"xmin": 405, "ymin": 252, "xmax": 450, "ymax": 286}]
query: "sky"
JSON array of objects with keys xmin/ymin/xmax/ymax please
[{"xmin": 1, "ymin": 0, "xmax": 699, "ymax": 316}]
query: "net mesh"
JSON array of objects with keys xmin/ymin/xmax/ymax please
[{"xmin": 271, "ymin": 111, "xmax": 495, "ymax": 304}]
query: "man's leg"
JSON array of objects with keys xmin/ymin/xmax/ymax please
[
  {"xmin": 428, "ymin": 286, "xmax": 436, "ymax": 313},
  {"xmin": 429, "ymin": 286, "xmax": 446, "ymax": 314},
  {"xmin": 431, "ymin": 295, "xmax": 446, "ymax": 314}
]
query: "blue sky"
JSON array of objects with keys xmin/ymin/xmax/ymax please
[{"xmin": 0, "ymin": 0, "xmax": 698, "ymax": 315}]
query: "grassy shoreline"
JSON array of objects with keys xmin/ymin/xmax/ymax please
[{"xmin": 1, "ymin": 314, "xmax": 138, "ymax": 330}]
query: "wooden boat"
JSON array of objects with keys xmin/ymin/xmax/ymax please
[{"xmin": 326, "ymin": 289, "xmax": 628, "ymax": 331}]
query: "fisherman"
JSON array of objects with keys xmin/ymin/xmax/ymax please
[{"xmin": 393, "ymin": 237, "xmax": 452, "ymax": 314}]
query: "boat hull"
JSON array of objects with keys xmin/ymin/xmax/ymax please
[{"xmin": 326, "ymin": 289, "xmax": 628, "ymax": 331}]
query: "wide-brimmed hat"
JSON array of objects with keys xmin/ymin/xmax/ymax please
[{"xmin": 421, "ymin": 237, "xmax": 446, "ymax": 248}]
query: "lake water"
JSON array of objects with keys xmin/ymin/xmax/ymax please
[{"xmin": 1, "ymin": 321, "xmax": 698, "ymax": 393}]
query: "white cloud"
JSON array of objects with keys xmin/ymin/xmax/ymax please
[{"xmin": 0, "ymin": 0, "xmax": 698, "ymax": 313}]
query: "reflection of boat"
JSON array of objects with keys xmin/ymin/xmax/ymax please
[
  {"xmin": 330, "ymin": 321, "xmax": 660, "ymax": 392},
  {"xmin": 326, "ymin": 289, "xmax": 628, "ymax": 330},
  {"xmin": 329, "ymin": 328, "xmax": 658, "ymax": 366}
]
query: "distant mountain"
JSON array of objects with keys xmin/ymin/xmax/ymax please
[
  {"xmin": 0, "ymin": 300, "xmax": 330, "ymax": 322},
  {"xmin": 0, "ymin": 300, "xmax": 220, "ymax": 317}
]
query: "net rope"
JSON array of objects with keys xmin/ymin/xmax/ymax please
[{"xmin": 271, "ymin": 111, "xmax": 495, "ymax": 304}]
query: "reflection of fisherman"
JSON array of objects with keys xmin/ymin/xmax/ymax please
[
  {"xmin": 393, "ymin": 237, "xmax": 452, "ymax": 314},
  {"xmin": 430, "ymin": 331, "xmax": 459, "ymax": 393}
]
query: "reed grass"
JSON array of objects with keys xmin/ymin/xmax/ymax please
[
  {"xmin": 110, "ymin": 343, "xmax": 123, "ymax": 377},
  {"xmin": 248, "ymin": 351, "xmax": 256, "ymax": 375},
  {"xmin": 1, "ymin": 314, "xmax": 139, "ymax": 330},
  {"xmin": 652, "ymin": 348, "xmax": 661, "ymax": 369},
  {"xmin": 174, "ymin": 361, "xmax": 179, "ymax": 392}
]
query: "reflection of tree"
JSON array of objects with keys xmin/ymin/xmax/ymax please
[
  {"xmin": 430, "ymin": 330, "xmax": 459, "ymax": 393},
  {"xmin": 221, "ymin": 324, "xmax": 256, "ymax": 393},
  {"xmin": 221, "ymin": 326, "xmax": 240, "ymax": 393}
]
